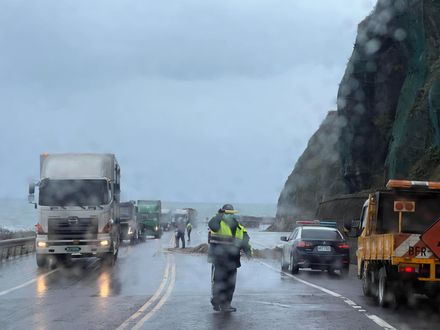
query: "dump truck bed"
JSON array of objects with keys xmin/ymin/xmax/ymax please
[{"xmin": 359, "ymin": 187, "xmax": 440, "ymax": 281}]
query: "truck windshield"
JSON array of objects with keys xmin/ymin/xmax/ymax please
[
  {"xmin": 119, "ymin": 206, "xmax": 133, "ymax": 218},
  {"xmin": 39, "ymin": 179, "xmax": 110, "ymax": 206}
]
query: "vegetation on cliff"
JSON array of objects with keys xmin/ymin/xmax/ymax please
[{"xmin": 277, "ymin": 0, "xmax": 440, "ymax": 224}]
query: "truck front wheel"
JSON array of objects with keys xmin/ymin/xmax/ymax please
[
  {"xmin": 103, "ymin": 241, "xmax": 119, "ymax": 266},
  {"xmin": 103, "ymin": 251, "xmax": 117, "ymax": 266},
  {"xmin": 130, "ymin": 230, "xmax": 139, "ymax": 245},
  {"xmin": 139, "ymin": 229, "xmax": 146, "ymax": 242},
  {"xmin": 36, "ymin": 254, "xmax": 48, "ymax": 268}
]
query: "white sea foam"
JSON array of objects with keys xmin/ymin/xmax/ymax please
[{"xmin": 0, "ymin": 198, "xmax": 276, "ymax": 231}]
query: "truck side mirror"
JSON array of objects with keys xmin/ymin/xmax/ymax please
[
  {"xmin": 28, "ymin": 194, "xmax": 35, "ymax": 204},
  {"xmin": 280, "ymin": 236, "xmax": 288, "ymax": 242},
  {"xmin": 347, "ymin": 219, "xmax": 361, "ymax": 238},
  {"xmin": 29, "ymin": 182, "xmax": 35, "ymax": 195},
  {"xmin": 28, "ymin": 182, "xmax": 35, "ymax": 205}
]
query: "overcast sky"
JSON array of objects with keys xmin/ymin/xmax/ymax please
[{"xmin": 0, "ymin": 0, "xmax": 375, "ymax": 203}]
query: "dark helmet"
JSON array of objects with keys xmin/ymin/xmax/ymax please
[{"xmin": 221, "ymin": 204, "xmax": 234, "ymax": 211}]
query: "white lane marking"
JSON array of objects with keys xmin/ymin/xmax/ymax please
[
  {"xmin": 260, "ymin": 261, "xmax": 342, "ymax": 298},
  {"xmin": 343, "ymin": 298, "xmax": 357, "ymax": 306},
  {"xmin": 366, "ymin": 314, "xmax": 396, "ymax": 330},
  {"xmin": 259, "ymin": 261, "xmax": 396, "ymax": 330},
  {"xmin": 0, "ymin": 269, "xmax": 58, "ymax": 297},
  {"xmin": 254, "ymin": 301, "xmax": 291, "ymax": 308},
  {"xmin": 132, "ymin": 261, "xmax": 176, "ymax": 330}
]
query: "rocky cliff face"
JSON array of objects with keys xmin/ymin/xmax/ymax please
[{"xmin": 277, "ymin": 0, "xmax": 440, "ymax": 221}]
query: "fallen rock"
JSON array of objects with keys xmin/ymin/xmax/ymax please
[{"xmin": 164, "ymin": 243, "xmax": 281, "ymax": 260}]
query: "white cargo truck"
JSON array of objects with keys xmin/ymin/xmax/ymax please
[{"xmin": 28, "ymin": 153, "xmax": 121, "ymax": 267}]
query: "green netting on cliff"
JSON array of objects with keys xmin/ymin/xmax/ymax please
[
  {"xmin": 429, "ymin": 80, "xmax": 440, "ymax": 146},
  {"xmin": 385, "ymin": 0, "xmax": 428, "ymax": 178}
]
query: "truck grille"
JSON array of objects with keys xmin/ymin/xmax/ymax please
[{"xmin": 48, "ymin": 217, "xmax": 98, "ymax": 240}]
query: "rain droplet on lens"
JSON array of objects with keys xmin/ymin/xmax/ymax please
[
  {"xmin": 394, "ymin": 28, "xmax": 407, "ymax": 41},
  {"xmin": 365, "ymin": 38, "xmax": 381, "ymax": 55}
]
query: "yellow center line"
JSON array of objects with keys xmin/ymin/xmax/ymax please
[
  {"xmin": 116, "ymin": 233, "xmax": 177, "ymax": 330},
  {"xmin": 132, "ymin": 260, "xmax": 176, "ymax": 330}
]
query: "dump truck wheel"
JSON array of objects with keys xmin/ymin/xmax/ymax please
[
  {"xmin": 362, "ymin": 264, "xmax": 372, "ymax": 297},
  {"xmin": 378, "ymin": 267, "xmax": 394, "ymax": 307}
]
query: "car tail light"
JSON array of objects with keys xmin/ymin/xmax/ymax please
[
  {"xmin": 35, "ymin": 223, "xmax": 45, "ymax": 234},
  {"xmin": 101, "ymin": 222, "xmax": 112, "ymax": 233},
  {"xmin": 297, "ymin": 241, "xmax": 313, "ymax": 248},
  {"xmin": 338, "ymin": 243, "xmax": 350, "ymax": 249}
]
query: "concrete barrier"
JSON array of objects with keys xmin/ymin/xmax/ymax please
[{"xmin": 0, "ymin": 237, "xmax": 35, "ymax": 261}]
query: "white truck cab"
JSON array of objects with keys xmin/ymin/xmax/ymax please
[{"xmin": 29, "ymin": 153, "xmax": 121, "ymax": 267}]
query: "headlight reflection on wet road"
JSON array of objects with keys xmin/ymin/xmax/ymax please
[
  {"xmin": 98, "ymin": 271, "xmax": 111, "ymax": 298},
  {"xmin": 36, "ymin": 274, "xmax": 47, "ymax": 298}
]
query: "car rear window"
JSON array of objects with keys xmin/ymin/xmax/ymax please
[{"xmin": 301, "ymin": 228, "xmax": 343, "ymax": 240}]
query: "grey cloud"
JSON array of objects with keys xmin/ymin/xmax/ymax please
[
  {"xmin": 1, "ymin": 0, "xmax": 374, "ymax": 84},
  {"xmin": 0, "ymin": 0, "xmax": 375, "ymax": 203}
]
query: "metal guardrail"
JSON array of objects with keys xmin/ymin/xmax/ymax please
[{"xmin": 0, "ymin": 237, "xmax": 35, "ymax": 261}]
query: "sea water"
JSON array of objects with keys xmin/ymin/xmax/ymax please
[{"xmin": 0, "ymin": 199, "xmax": 276, "ymax": 231}]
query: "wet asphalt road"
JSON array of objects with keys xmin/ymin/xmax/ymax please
[{"xmin": 0, "ymin": 229, "xmax": 439, "ymax": 330}]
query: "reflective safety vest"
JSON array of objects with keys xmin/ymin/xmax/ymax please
[{"xmin": 208, "ymin": 220, "xmax": 246, "ymax": 246}]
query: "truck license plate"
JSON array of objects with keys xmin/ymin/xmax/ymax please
[
  {"xmin": 65, "ymin": 247, "xmax": 81, "ymax": 252},
  {"xmin": 317, "ymin": 246, "xmax": 331, "ymax": 252}
]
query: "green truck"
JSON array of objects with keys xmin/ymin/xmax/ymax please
[{"xmin": 136, "ymin": 200, "xmax": 162, "ymax": 239}]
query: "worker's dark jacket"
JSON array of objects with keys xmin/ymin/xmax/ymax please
[
  {"xmin": 207, "ymin": 213, "xmax": 251, "ymax": 269},
  {"xmin": 176, "ymin": 221, "xmax": 186, "ymax": 234}
]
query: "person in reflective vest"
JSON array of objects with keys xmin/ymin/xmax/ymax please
[
  {"xmin": 208, "ymin": 204, "xmax": 252, "ymax": 312},
  {"xmin": 186, "ymin": 221, "xmax": 193, "ymax": 242}
]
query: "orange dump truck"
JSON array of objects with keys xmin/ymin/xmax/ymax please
[{"xmin": 353, "ymin": 180, "xmax": 440, "ymax": 307}]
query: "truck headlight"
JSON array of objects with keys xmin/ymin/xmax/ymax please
[
  {"xmin": 155, "ymin": 226, "xmax": 159, "ymax": 231},
  {"xmin": 37, "ymin": 241, "xmax": 47, "ymax": 248},
  {"xmin": 100, "ymin": 240, "xmax": 109, "ymax": 246},
  {"xmin": 128, "ymin": 227, "xmax": 133, "ymax": 235}
]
